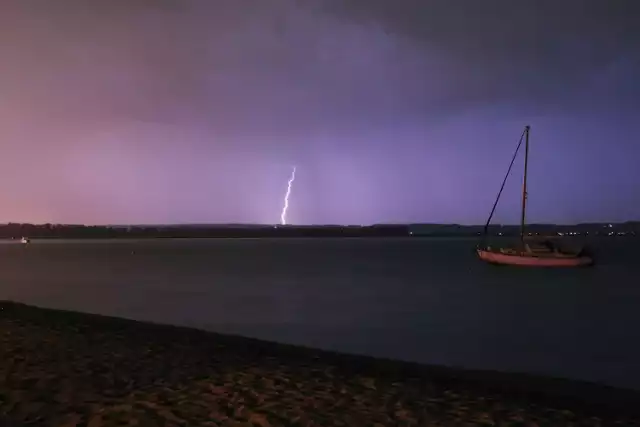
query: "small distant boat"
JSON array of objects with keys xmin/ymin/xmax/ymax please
[
  {"xmin": 476, "ymin": 125, "xmax": 594, "ymax": 268},
  {"xmin": 20, "ymin": 237, "xmax": 30, "ymax": 244}
]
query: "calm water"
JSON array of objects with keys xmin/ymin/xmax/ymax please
[{"xmin": 1, "ymin": 237, "xmax": 639, "ymax": 389}]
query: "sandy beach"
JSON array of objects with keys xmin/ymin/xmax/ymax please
[{"xmin": 1, "ymin": 301, "xmax": 639, "ymax": 426}]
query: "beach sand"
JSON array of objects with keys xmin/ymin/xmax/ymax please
[{"xmin": 1, "ymin": 301, "xmax": 639, "ymax": 426}]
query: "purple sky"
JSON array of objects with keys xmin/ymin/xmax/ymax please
[{"xmin": 1, "ymin": 0, "xmax": 638, "ymax": 225}]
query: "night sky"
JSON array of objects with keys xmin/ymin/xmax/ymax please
[{"xmin": 1, "ymin": 0, "xmax": 638, "ymax": 225}]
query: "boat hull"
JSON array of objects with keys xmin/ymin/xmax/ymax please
[{"xmin": 477, "ymin": 249, "xmax": 593, "ymax": 268}]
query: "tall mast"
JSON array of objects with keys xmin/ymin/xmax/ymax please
[{"xmin": 520, "ymin": 125, "xmax": 530, "ymax": 243}]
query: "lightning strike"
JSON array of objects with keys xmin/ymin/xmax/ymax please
[{"xmin": 280, "ymin": 166, "xmax": 296, "ymax": 225}]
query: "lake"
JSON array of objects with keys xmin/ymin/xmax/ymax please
[{"xmin": 1, "ymin": 237, "xmax": 639, "ymax": 389}]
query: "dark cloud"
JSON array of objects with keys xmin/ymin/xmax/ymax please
[
  {"xmin": 327, "ymin": 0, "xmax": 640, "ymax": 113},
  {"xmin": 0, "ymin": 0, "xmax": 637, "ymax": 223},
  {"xmin": 6, "ymin": 0, "xmax": 636, "ymax": 130}
]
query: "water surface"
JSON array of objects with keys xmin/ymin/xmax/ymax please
[{"xmin": 1, "ymin": 237, "xmax": 638, "ymax": 389}]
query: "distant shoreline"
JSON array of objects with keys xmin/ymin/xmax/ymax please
[
  {"xmin": 2, "ymin": 300, "xmax": 640, "ymax": 424},
  {"xmin": 1, "ymin": 222, "xmax": 637, "ymax": 239}
]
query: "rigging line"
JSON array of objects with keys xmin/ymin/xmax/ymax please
[{"xmin": 482, "ymin": 127, "xmax": 528, "ymax": 237}]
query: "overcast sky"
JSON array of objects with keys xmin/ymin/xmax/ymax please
[{"xmin": 0, "ymin": 0, "xmax": 638, "ymax": 224}]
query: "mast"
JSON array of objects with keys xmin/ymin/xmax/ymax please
[
  {"xmin": 480, "ymin": 127, "xmax": 527, "ymax": 242},
  {"xmin": 520, "ymin": 125, "xmax": 530, "ymax": 243}
]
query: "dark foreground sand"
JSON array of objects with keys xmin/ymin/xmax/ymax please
[{"xmin": 1, "ymin": 301, "xmax": 639, "ymax": 426}]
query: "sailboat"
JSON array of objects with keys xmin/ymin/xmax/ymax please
[{"xmin": 476, "ymin": 125, "xmax": 594, "ymax": 267}]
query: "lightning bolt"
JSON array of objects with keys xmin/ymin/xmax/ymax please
[{"xmin": 280, "ymin": 166, "xmax": 296, "ymax": 225}]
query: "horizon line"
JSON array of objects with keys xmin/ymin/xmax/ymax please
[{"xmin": 1, "ymin": 221, "xmax": 637, "ymax": 227}]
